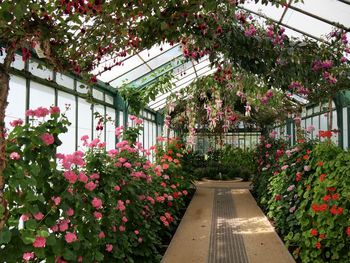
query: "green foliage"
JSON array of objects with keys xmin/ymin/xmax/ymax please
[
  {"xmin": 119, "ymin": 68, "xmax": 175, "ymax": 115},
  {"xmin": 254, "ymin": 135, "xmax": 350, "ymax": 262},
  {"xmin": 183, "ymin": 146, "xmax": 256, "ymax": 181},
  {"xmin": 0, "ymin": 109, "xmax": 193, "ymax": 262}
]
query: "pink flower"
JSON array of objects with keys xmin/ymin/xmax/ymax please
[
  {"xmin": 118, "ymin": 157, "xmax": 127, "ymax": 163},
  {"xmin": 122, "ymin": 216, "xmax": 128, "ymax": 223},
  {"xmin": 50, "ymin": 225, "xmax": 58, "ymax": 232},
  {"xmin": 52, "ymin": 197, "xmax": 61, "ymax": 206},
  {"xmin": 50, "ymin": 106, "xmax": 60, "ymax": 115},
  {"xmin": 41, "ymin": 133, "xmax": 54, "ymax": 145},
  {"xmin": 85, "ymin": 181, "xmax": 96, "ymax": 191},
  {"xmin": 287, "ymin": 185, "xmax": 295, "ymax": 192},
  {"xmin": 90, "ymin": 173, "xmax": 100, "ymax": 180},
  {"xmin": 78, "ymin": 172, "xmax": 88, "ymax": 183},
  {"xmin": 114, "ymin": 185, "xmax": 120, "ymax": 191},
  {"xmin": 265, "ymin": 143, "xmax": 271, "ymax": 148},
  {"xmin": 162, "ymin": 163, "xmax": 169, "ymax": 170},
  {"xmin": 23, "ymin": 252, "xmax": 35, "ymax": 261},
  {"xmin": 65, "ymin": 232, "xmax": 77, "ymax": 243},
  {"xmin": 123, "ymin": 162, "xmax": 132, "ymax": 168},
  {"xmin": 106, "ymin": 244, "xmax": 113, "ymax": 252},
  {"xmin": 80, "ymin": 135, "xmax": 89, "ymax": 141},
  {"xmin": 89, "ymin": 138, "xmax": 100, "ymax": 148},
  {"xmin": 35, "ymin": 107, "xmax": 50, "ymax": 118},
  {"xmin": 281, "ymin": 165, "xmax": 289, "ymax": 170},
  {"xmin": 59, "ymin": 221, "xmax": 69, "ymax": 232},
  {"xmin": 134, "ymin": 230, "xmax": 139, "ymax": 235},
  {"xmin": 64, "ymin": 171, "xmax": 78, "ymax": 184},
  {"xmin": 9, "ymin": 152, "xmax": 20, "ymax": 160},
  {"xmin": 119, "ymin": 225, "xmax": 125, "ymax": 232},
  {"xmin": 33, "ymin": 236, "xmax": 46, "ymax": 248},
  {"xmin": 93, "ymin": 211, "xmax": 102, "ymax": 219},
  {"xmin": 10, "ymin": 119, "xmax": 23, "ymax": 127},
  {"xmin": 98, "ymin": 232, "xmax": 105, "ymax": 239},
  {"xmin": 21, "ymin": 214, "xmax": 30, "ymax": 221},
  {"xmin": 92, "ymin": 197, "xmax": 103, "ymax": 209},
  {"xmin": 138, "ymin": 237, "xmax": 143, "ymax": 243},
  {"xmin": 65, "ymin": 208, "xmax": 74, "ymax": 217},
  {"xmin": 25, "ymin": 109, "xmax": 36, "ymax": 117},
  {"xmin": 34, "ymin": 212, "xmax": 44, "ymax": 221},
  {"xmin": 304, "ymin": 165, "xmax": 311, "ymax": 172}
]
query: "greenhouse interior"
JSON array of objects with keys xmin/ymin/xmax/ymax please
[{"xmin": 0, "ymin": 0, "xmax": 349, "ymax": 262}]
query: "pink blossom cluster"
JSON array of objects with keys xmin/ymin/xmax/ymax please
[
  {"xmin": 312, "ymin": 60, "xmax": 333, "ymax": 71},
  {"xmin": 266, "ymin": 25, "xmax": 286, "ymax": 46},
  {"xmin": 288, "ymin": 81, "xmax": 309, "ymax": 95},
  {"xmin": 26, "ymin": 106, "xmax": 60, "ymax": 118}
]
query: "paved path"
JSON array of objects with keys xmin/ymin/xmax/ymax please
[{"xmin": 162, "ymin": 180, "xmax": 295, "ymax": 263}]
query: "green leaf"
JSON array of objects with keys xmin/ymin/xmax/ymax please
[
  {"xmin": 63, "ymin": 249, "xmax": 76, "ymax": 261},
  {"xmin": 95, "ymin": 251, "xmax": 104, "ymax": 261},
  {"xmin": 1, "ymin": 11, "xmax": 14, "ymax": 22},
  {"xmin": 25, "ymin": 219, "xmax": 38, "ymax": 230},
  {"xmin": 46, "ymin": 235, "xmax": 56, "ymax": 246},
  {"xmin": 0, "ymin": 228, "xmax": 12, "ymax": 244}
]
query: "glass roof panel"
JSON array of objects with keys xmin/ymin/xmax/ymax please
[
  {"xmin": 93, "ymin": 52, "xmax": 136, "ymax": 82},
  {"xmin": 292, "ymin": 0, "xmax": 350, "ymax": 28},
  {"xmin": 129, "ymin": 57, "xmax": 185, "ymax": 88},
  {"xmin": 109, "ymin": 64, "xmax": 151, "ymax": 88},
  {"xmin": 284, "ymin": 9, "xmax": 334, "ymax": 39},
  {"xmin": 146, "ymin": 46, "xmax": 182, "ymax": 69},
  {"xmin": 101, "ymin": 55, "xmax": 144, "ymax": 84},
  {"xmin": 138, "ymin": 43, "xmax": 176, "ymax": 61},
  {"xmin": 241, "ymin": 1, "xmax": 285, "ymax": 21}
]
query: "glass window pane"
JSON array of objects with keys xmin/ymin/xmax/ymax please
[
  {"xmin": 320, "ymin": 112, "xmax": 328, "ymax": 142},
  {"xmin": 312, "ymin": 116, "xmax": 319, "ymax": 140},
  {"xmin": 6, "ymin": 75, "xmax": 26, "ymax": 128},
  {"xmin": 93, "ymin": 89, "xmax": 104, "ymax": 101},
  {"xmin": 77, "ymin": 98, "xmax": 92, "ymax": 148},
  {"xmin": 0, "ymin": 52, "xmax": 25, "ymax": 70},
  {"xmin": 332, "ymin": 110, "xmax": 338, "ymax": 144},
  {"xmin": 57, "ymin": 91, "xmax": 76, "ymax": 154},
  {"xmin": 105, "ymin": 94, "xmax": 114, "ymax": 105},
  {"xmin": 30, "ymin": 81, "xmax": 55, "ymax": 109},
  {"xmin": 106, "ymin": 107, "xmax": 116, "ymax": 150},
  {"xmin": 343, "ymin": 107, "xmax": 348, "ymax": 149},
  {"xmin": 77, "ymin": 81, "xmax": 88, "ymax": 94},
  {"xmin": 13, "ymin": 54, "xmax": 25, "ymax": 70},
  {"xmin": 119, "ymin": 111, "xmax": 124, "ymax": 127},
  {"xmin": 29, "ymin": 60, "xmax": 53, "ymax": 80},
  {"xmin": 56, "ymin": 73, "xmax": 74, "ymax": 89},
  {"xmin": 93, "ymin": 104, "xmax": 105, "ymax": 140},
  {"xmin": 144, "ymin": 120, "xmax": 149, "ymax": 150}
]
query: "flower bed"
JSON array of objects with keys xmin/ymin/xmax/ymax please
[
  {"xmin": 0, "ymin": 107, "xmax": 193, "ymax": 262},
  {"xmin": 253, "ymin": 132, "xmax": 350, "ymax": 262}
]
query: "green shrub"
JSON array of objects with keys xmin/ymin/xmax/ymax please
[{"xmin": 254, "ymin": 134, "xmax": 350, "ymax": 262}]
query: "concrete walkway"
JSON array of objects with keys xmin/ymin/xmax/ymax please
[{"xmin": 162, "ymin": 180, "xmax": 295, "ymax": 263}]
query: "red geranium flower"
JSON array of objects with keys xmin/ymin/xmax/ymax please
[
  {"xmin": 322, "ymin": 195, "xmax": 331, "ymax": 202},
  {"xmin": 310, "ymin": 229, "xmax": 318, "ymax": 236},
  {"xmin": 346, "ymin": 227, "xmax": 350, "ymax": 237},
  {"xmin": 315, "ymin": 242, "xmax": 321, "ymax": 249},
  {"xmin": 319, "ymin": 174, "xmax": 326, "ymax": 182},
  {"xmin": 319, "ymin": 130, "xmax": 332, "ymax": 138}
]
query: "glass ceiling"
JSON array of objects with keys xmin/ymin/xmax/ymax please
[{"xmin": 94, "ymin": 0, "xmax": 350, "ymax": 111}]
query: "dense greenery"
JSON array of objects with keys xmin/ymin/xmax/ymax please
[
  {"xmin": 0, "ymin": 110, "xmax": 193, "ymax": 262},
  {"xmin": 254, "ymin": 133, "xmax": 350, "ymax": 262},
  {"xmin": 183, "ymin": 146, "xmax": 257, "ymax": 181}
]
